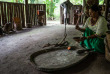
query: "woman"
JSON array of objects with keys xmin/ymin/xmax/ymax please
[
  {"xmin": 75, "ymin": 5, "xmax": 108, "ymax": 53},
  {"xmin": 83, "ymin": 0, "xmax": 99, "ymax": 24}
]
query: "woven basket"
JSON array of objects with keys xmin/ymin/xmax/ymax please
[{"xmin": 105, "ymin": 31, "xmax": 110, "ymax": 62}]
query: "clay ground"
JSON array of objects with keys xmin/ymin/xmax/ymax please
[{"xmin": 0, "ymin": 21, "xmax": 110, "ymax": 74}]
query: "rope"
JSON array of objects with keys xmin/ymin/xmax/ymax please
[
  {"xmin": 58, "ymin": 18, "xmax": 67, "ymax": 44},
  {"xmin": 43, "ymin": 18, "xmax": 69, "ymax": 48},
  {"xmin": 43, "ymin": 13, "xmax": 82, "ymax": 48}
]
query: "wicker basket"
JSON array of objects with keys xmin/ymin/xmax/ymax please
[{"xmin": 105, "ymin": 31, "xmax": 110, "ymax": 62}]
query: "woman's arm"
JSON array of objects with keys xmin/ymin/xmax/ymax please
[
  {"xmin": 87, "ymin": 34, "xmax": 97, "ymax": 39},
  {"xmin": 80, "ymin": 34, "xmax": 97, "ymax": 41},
  {"xmin": 75, "ymin": 12, "xmax": 88, "ymax": 32}
]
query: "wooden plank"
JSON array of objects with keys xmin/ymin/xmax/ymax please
[
  {"xmin": 0, "ymin": 3, "xmax": 1, "ymax": 26},
  {"xmin": 14, "ymin": 4, "xmax": 16, "ymax": 17},
  {"xmin": 44, "ymin": 4, "xmax": 46, "ymax": 25},
  {"xmin": 28, "ymin": 5, "xmax": 30, "ymax": 23},
  {"xmin": 17, "ymin": 5, "xmax": 20, "ymax": 18},
  {"xmin": 21, "ymin": 4, "xmax": 25, "ymax": 27},
  {"xmin": 1, "ymin": 3, "xmax": 4, "ymax": 25},
  {"xmin": 9, "ymin": 3, "xmax": 11, "ymax": 22},
  {"xmin": 4, "ymin": 3, "xmax": 7, "ymax": 24},
  {"xmin": 31, "ymin": 5, "xmax": 35, "ymax": 26},
  {"xmin": 30, "ymin": 5, "xmax": 32, "ymax": 24},
  {"xmin": 35, "ymin": 5, "xmax": 37, "ymax": 25},
  {"xmin": 33, "ymin": 5, "xmax": 36, "ymax": 25},
  {"xmin": 10, "ymin": 3, "xmax": 13, "ymax": 23},
  {"xmin": 7, "ymin": 3, "xmax": 10, "ymax": 22},
  {"xmin": 2, "ymin": 3, "xmax": 5, "ymax": 25},
  {"xmin": 19, "ymin": 4, "xmax": 21, "ymax": 26},
  {"xmin": 19, "ymin": 4, "xmax": 21, "ymax": 19},
  {"xmin": 21, "ymin": 4, "xmax": 23, "ymax": 27},
  {"xmin": 16, "ymin": 5, "xmax": 19, "ymax": 18},
  {"xmin": 25, "ymin": 0, "xmax": 29, "ymax": 26}
]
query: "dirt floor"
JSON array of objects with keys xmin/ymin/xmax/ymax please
[{"xmin": 0, "ymin": 22, "xmax": 110, "ymax": 74}]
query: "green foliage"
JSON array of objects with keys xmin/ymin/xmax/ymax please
[
  {"xmin": 99, "ymin": 0, "xmax": 104, "ymax": 5},
  {"xmin": 43, "ymin": 0, "xmax": 56, "ymax": 19},
  {"xmin": 43, "ymin": 0, "xmax": 51, "ymax": 15},
  {"xmin": 53, "ymin": 0, "xmax": 60, "ymax": 3},
  {"xmin": 70, "ymin": 0, "xmax": 82, "ymax": 5},
  {"xmin": 50, "ymin": 1, "xmax": 56, "ymax": 17},
  {"xmin": 10, "ymin": 0, "xmax": 24, "ymax": 3}
]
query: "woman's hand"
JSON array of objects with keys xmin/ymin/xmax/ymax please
[
  {"xmin": 73, "ymin": 37, "xmax": 87, "ymax": 42},
  {"xmin": 80, "ymin": 37, "xmax": 87, "ymax": 41}
]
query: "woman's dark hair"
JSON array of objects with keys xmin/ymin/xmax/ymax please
[{"xmin": 89, "ymin": 4, "xmax": 102, "ymax": 16}]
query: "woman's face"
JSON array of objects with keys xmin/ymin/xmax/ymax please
[{"xmin": 89, "ymin": 9, "xmax": 98, "ymax": 18}]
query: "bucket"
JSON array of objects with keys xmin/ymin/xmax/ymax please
[{"xmin": 105, "ymin": 31, "xmax": 110, "ymax": 62}]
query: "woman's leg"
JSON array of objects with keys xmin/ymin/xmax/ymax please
[
  {"xmin": 80, "ymin": 28, "xmax": 105, "ymax": 53},
  {"xmin": 80, "ymin": 28, "xmax": 95, "ymax": 49},
  {"xmin": 91, "ymin": 38, "xmax": 105, "ymax": 53}
]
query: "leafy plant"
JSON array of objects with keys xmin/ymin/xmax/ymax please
[
  {"xmin": 10, "ymin": 0, "xmax": 23, "ymax": 3},
  {"xmin": 99, "ymin": 0, "xmax": 104, "ymax": 5},
  {"xmin": 43, "ymin": 0, "xmax": 56, "ymax": 20}
]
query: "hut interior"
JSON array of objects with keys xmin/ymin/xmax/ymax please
[{"xmin": 0, "ymin": 0, "xmax": 110, "ymax": 74}]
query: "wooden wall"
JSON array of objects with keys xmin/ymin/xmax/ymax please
[
  {"xmin": 27, "ymin": 4, "xmax": 46, "ymax": 26},
  {"xmin": 0, "ymin": 1, "xmax": 46, "ymax": 27}
]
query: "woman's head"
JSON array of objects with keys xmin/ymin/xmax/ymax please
[{"xmin": 89, "ymin": 5, "xmax": 101, "ymax": 18}]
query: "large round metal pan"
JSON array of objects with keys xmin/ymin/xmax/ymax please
[{"xmin": 30, "ymin": 46, "xmax": 89, "ymax": 72}]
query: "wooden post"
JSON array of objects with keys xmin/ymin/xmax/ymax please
[
  {"xmin": 60, "ymin": 6, "xmax": 63, "ymax": 24},
  {"xmin": 21, "ymin": 4, "xmax": 25, "ymax": 28},
  {"xmin": 44, "ymin": 4, "xmax": 46, "ymax": 25},
  {"xmin": 105, "ymin": 0, "xmax": 109, "ymax": 20},
  {"xmin": 83, "ymin": 0, "xmax": 86, "ymax": 7},
  {"xmin": 0, "ymin": 3, "xmax": 1, "ymax": 26},
  {"xmin": 24, "ymin": 0, "xmax": 28, "ymax": 26}
]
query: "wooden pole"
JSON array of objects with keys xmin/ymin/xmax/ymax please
[
  {"xmin": 24, "ymin": 0, "xmax": 28, "ymax": 26},
  {"xmin": 24, "ymin": 0, "xmax": 28, "ymax": 5},
  {"xmin": 105, "ymin": 0, "xmax": 109, "ymax": 20},
  {"xmin": 83, "ymin": 0, "xmax": 86, "ymax": 7}
]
